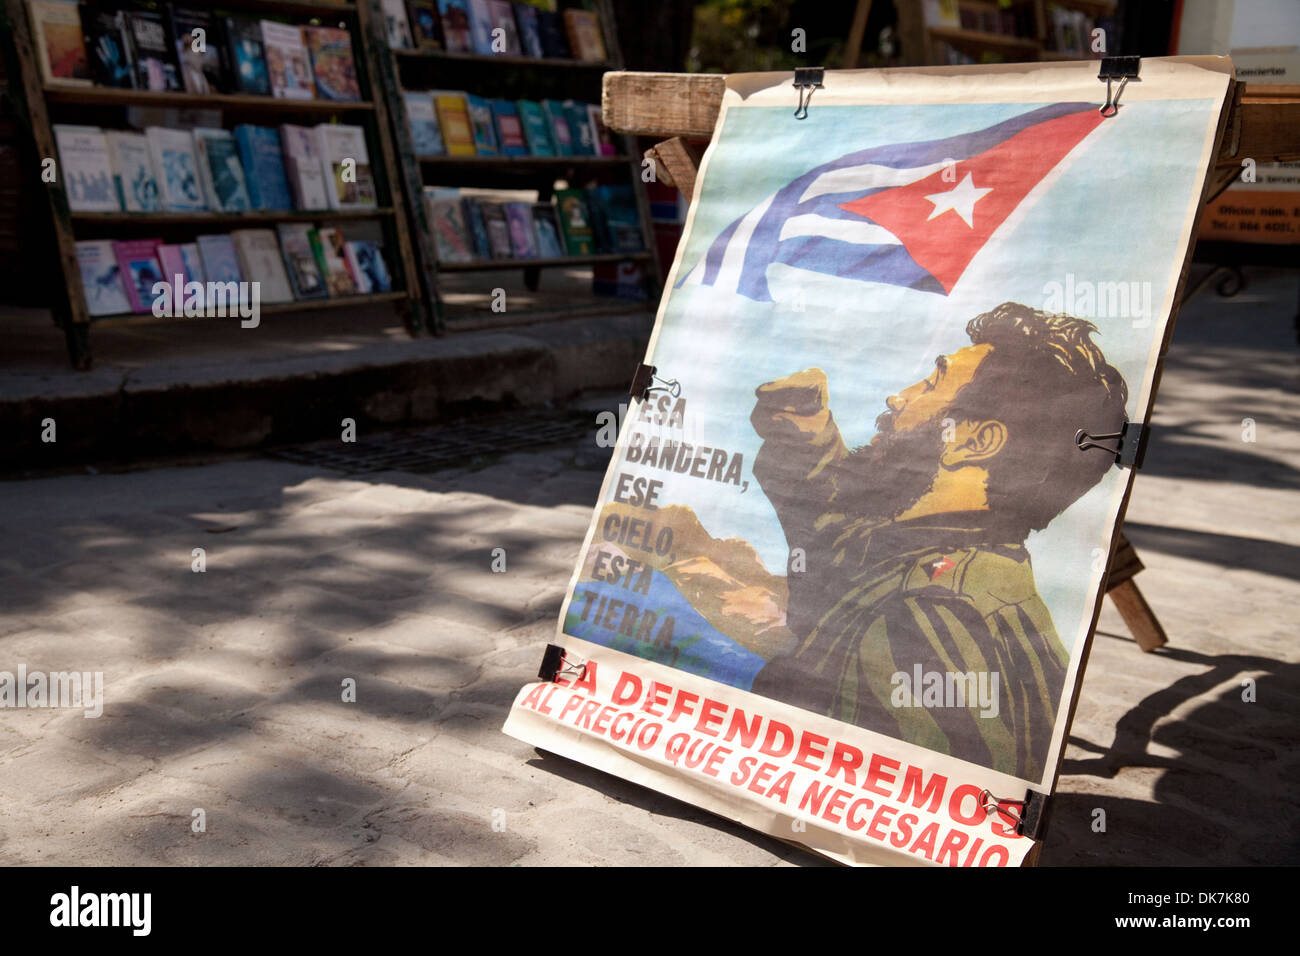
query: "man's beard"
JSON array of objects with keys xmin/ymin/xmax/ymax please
[{"xmin": 839, "ymin": 411, "xmax": 948, "ymax": 523}]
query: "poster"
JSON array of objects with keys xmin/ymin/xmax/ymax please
[{"xmin": 504, "ymin": 58, "xmax": 1233, "ymax": 865}]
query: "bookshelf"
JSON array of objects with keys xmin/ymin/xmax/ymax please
[
  {"xmin": 370, "ymin": 0, "xmax": 661, "ymax": 332},
  {"xmin": 897, "ymin": 0, "xmax": 1118, "ymax": 67},
  {"xmin": 5, "ymin": 0, "xmax": 428, "ymax": 369}
]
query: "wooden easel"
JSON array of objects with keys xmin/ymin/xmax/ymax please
[{"xmin": 604, "ymin": 71, "xmax": 1300, "ymax": 653}]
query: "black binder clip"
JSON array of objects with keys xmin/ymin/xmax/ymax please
[
  {"xmin": 538, "ymin": 643, "xmax": 587, "ymax": 683},
  {"xmin": 1075, "ymin": 420, "xmax": 1149, "ymax": 469},
  {"xmin": 629, "ymin": 363, "xmax": 681, "ymax": 402},
  {"xmin": 980, "ymin": 789, "xmax": 1048, "ymax": 840},
  {"xmin": 1097, "ymin": 56, "xmax": 1140, "ymax": 117},
  {"xmin": 793, "ymin": 67, "xmax": 824, "ymax": 120}
]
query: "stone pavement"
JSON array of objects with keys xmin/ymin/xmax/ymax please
[{"xmin": 0, "ymin": 267, "xmax": 1296, "ymax": 866}]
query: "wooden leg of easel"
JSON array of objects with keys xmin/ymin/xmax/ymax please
[
  {"xmin": 645, "ymin": 137, "xmax": 704, "ymax": 203},
  {"xmin": 1105, "ymin": 530, "xmax": 1169, "ymax": 652}
]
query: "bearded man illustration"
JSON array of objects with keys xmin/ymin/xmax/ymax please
[{"xmin": 748, "ymin": 301, "xmax": 1129, "ymax": 781}]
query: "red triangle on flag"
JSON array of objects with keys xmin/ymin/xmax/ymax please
[{"xmin": 838, "ymin": 108, "xmax": 1104, "ymax": 293}]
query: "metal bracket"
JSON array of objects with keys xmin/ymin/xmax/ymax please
[
  {"xmin": 1075, "ymin": 420, "xmax": 1149, "ymax": 469},
  {"xmin": 1097, "ymin": 56, "xmax": 1140, "ymax": 117},
  {"xmin": 793, "ymin": 67, "xmax": 825, "ymax": 120}
]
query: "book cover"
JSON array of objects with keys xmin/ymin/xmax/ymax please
[
  {"xmin": 178, "ymin": 242, "xmax": 205, "ymax": 285},
  {"xmin": 481, "ymin": 201, "xmax": 513, "ymax": 258},
  {"xmin": 305, "ymin": 26, "xmax": 361, "ymax": 102},
  {"xmin": 231, "ymin": 228, "xmax": 294, "ymax": 303},
  {"xmin": 224, "ymin": 16, "xmax": 270, "ymax": 95},
  {"xmin": 565, "ymin": 100, "xmax": 596, "ymax": 155},
  {"xmin": 122, "ymin": 8, "xmax": 182, "ymax": 91},
  {"xmin": 54, "ymin": 124, "xmax": 119, "ymax": 212},
  {"xmin": 587, "ymin": 104, "xmax": 616, "ymax": 157},
  {"xmin": 315, "ymin": 124, "xmax": 377, "ymax": 210},
  {"xmin": 553, "ymin": 188, "xmax": 593, "ymax": 255},
  {"xmin": 196, "ymin": 234, "xmax": 243, "ymax": 297},
  {"xmin": 105, "ymin": 130, "xmax": 161, "ymax": 212},
  {"xmin": 516, "ymin": 100, "xmax": 554, "ymax": 157},
  {"xmin": 563, "ymin": 8, "xmax": 605, "ymax": 62},
  {"xmin": 347, "ymin": 240, "xmax": 392, "ymax": 293},
  {"xmin": 279, "ymin": 124, "xmax": 329, "ymax": 210},
  {"xmin": 193, "ymin": 127, "xmax": 252, "ymax": 212},
  {"xmin": 436, "ymin": 0, "xmax": 471, "ymax": 53},
  {"xmin": 30, "ymin": 0, "xmax": 92, "ymax": 87},
  {"xmin": 422, "ymin": 187, "xmax": 473, "ymax": 263},
  {"xmin": 433, "ymin": 92, "xmax": 476, "ymax": 157},
  {"xmin": 466, "ymin": 94, "xmax": 499, "ymax": 156},
  {"xmin": 309, "ymin": 227, "xmax": 358, "ymax": 296},
  {"xmin": 80, "ymin": 3, "xmax": 132, "ymax": 88},
  {"xmin": 467, "ymin": 0, "xmax": 494, "ymax": 54},
  {"xmin": 407, "ymin": 1, "xmax": 441, "ymax": 50},
  {"xmin": 531, "ymin": 202, "xmax": 563, "ymax": 257},
  {"xmin": 535, "ymin": 9, "xmax": 569, "ymax": 58},
  {"xmin": 170, "ymin": 5, "xmax": 229, "ymax": 94},
  {"xmin": 590, "ymin": 184, "xmax": 645, "ymax": 253},
  {"xmin": 486, "ymin": 0, "xmax": 520, "ymax": 54},
  {"xmin": 541, "ymin": 99, "xmax": 573, "ymax": 156},
  {"xmin": 381, "ymin": 0, "xmax": 414, "ymax": 49},
  {"xmin": 490, "ymin": 99, "xmax": 528, "ymax": 156},
  {"xmin": 461, "ymin": 197, "xmax": 490, "ymax": 258},
  {"xmin": 234, "ymin": 125, "xmax": 293, "ymax": 211},
  {"xmin": 112, "ymin": 238, "xmax": 165, "ymax": 313},
  {"xmin": 276, "ymin": 223, "xmax": 329, "ymax": 299},
  {"xmin": 341, "ymin": 241, "xmax": 371, "ymax": 293},
  {"xmin": 504, "ymin": 202, "xmax": 536, "ymax": 258},
  {"xmin": 76, "ymin": 239, "xmax": 131, "ymax": 316},
  {"xmin": 513, "ymin": 3, "xmax": 542, "ymax": 58},
  {"xmin": 261, "ymin": 20, "xmax": 314, "ymax": 100},
  {"xmin": 156, "ymin": 243, "xmax": 194, "ymax": 298},
  {"xmin": 403, "ymin": 91, "xmax": 444, "ymax": 156}
]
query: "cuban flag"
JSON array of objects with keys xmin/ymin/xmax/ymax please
[{"xmin": 677, "ymin": 102, "xmax": 1105, "ymax": 301}]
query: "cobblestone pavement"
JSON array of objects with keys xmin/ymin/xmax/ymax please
[{"xmin": 0, "ymin": 269, "xmax": 1296, "ymax": 866}]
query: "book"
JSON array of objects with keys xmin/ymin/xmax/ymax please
[
  {"xmin": 196, "ymin": 233, "xmax": 243, "ymax": 286},
  {"xmin": 516, "ymin": 100, "xmax": 553, "ymax": 156},
  {"xmin": 79, "ymin": 3, "xmax": 132, "ymax": 88},
  {"xmin": 121, "ymin": 7, "xmax": 182, "ymax": 91},
  {"xmin": 346, "ymin": 240, "xmax": 392, "ymax": 293},
  {"xmin": 279, "ymin": 124, "xmax": 329, "ymax": 210},
  {"xmin": 433, "ymin": 92, "xmax": 476, "ymax": 156},
  {"xmin": 381, "ymin": 0, "xmax": 414, "ymax": 49},
  {"xmin": 276, "ymin": 223, "xmax": 328, "ymax": 299},
  {"xmin": 461, "ymin": 197, "xmax": 490, "ymax": 258},
  {"xmin": 54, "ymin": 125, "xmax": 119, "ymax": 212},
  {"xmin": 315, "ymin": 124, "xmax": 377, "ymax": 210},
  {"xmin": 587, "ymin": 184, "xmax": 643, "ymax": 253},
  {"xmin": 193, "ymin": 127, "xmax": 252, "ymax": 212},
  {"xmin": 105, "ymin": 130, "xmax": 161, "ymax": 212},
  {"xmin": 233, "ymin": 125, "xmax": 293, "ymax": 211},
  {"xmin": 170, "ymin": 5, "xmax": 229, "ymax": 94},
  {"xmin": 553, "ymin": 188, "xmax": 593, "ymax": 255},
  {"xmin": 481, "ymin": 201, "xmax": 512, "ymax": 258},
  {"xmin": 491, "ymin": 99, "xmax": 528, "ymax": 156},
  {"xmin": 541, "ymin": 99, "xmax": 573, "ymax": 156},
  {"xmin": 309, "ymin": 227, "xmax": 358, "ymax": 296},
  {"xmin": 305, "ymin": 26, "xmax": 360, "ymax": 101},
  {"xmin": 422, "ymin": 187, "xmax": 474, "ymax": 263},
  {"xmin": 30, "ymin": 0, "xmax": 92, "ymax": 87},
  {"xmin": 112, "ymin": 238, "xmax": 165, "ymax": 313},
  {"xmin": 467, "ymin": 0, "xmax": 494, "ymax": 54},
  {"xmin": 486, "ymin": 0, "xmax": 521, "ymax": 54},
  {"xmin": 566, "ymin": 100, "xmax": 596, "ymax": 155},
  {"xmin": 224, "ymin": 16, "xmax": 270, "ymax": 95},
  {"xmin": 504, "ymin": 202, "xmax": 536, "ymax": 258},
  {"xmin": 513, "ymin": 3, "xmax": 542, "ymax": 58},
  {"xmin": 231, "ymin": 228, "xmax": 294, "ymax": 303},
  {"xmin": 261, "ymin": 21, "xmax": 314, "ymax": 100},
  {"xmin": 407, "ymin": 1, "xmax": 441, "ymax": 50},
  {"xmin": 403, "ymin": 91, "xmax": 444, "ymax": 156},
  {"xmin": 466, "ymin": 94, "xmax": 498, "ymax": 156},
  {"xmin": 157, "ymin": 242, "xmax": 200, "ymax": 304},
  {"xmin": 436, "ymin": 0, "xmax": 471, "ymax": 53},
  {"xmin": 563, "ymin": 8, "xmax": 605, "ymax": 62},
  {"xmin": 535, "ymin": 9, "xmax": 569, "ymax": 58},
  {"xmin": 587, "ymin": 104, "xmax": 616, "ymax": 157},
  {"xmin": 146, "ymin": 126, "xmax": 205, "ymax": 211},
  {"xmin": 531, "ymin": 202, "xmax": 563, "ymax": 257},
  {"xmin": 76, "ymin": 239, "xmax": 131, "ymax": 316}
]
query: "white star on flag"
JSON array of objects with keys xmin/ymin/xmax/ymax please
[{"xmin": 924, "ymin": 172, "xmax": 993, "ymax": 228}]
